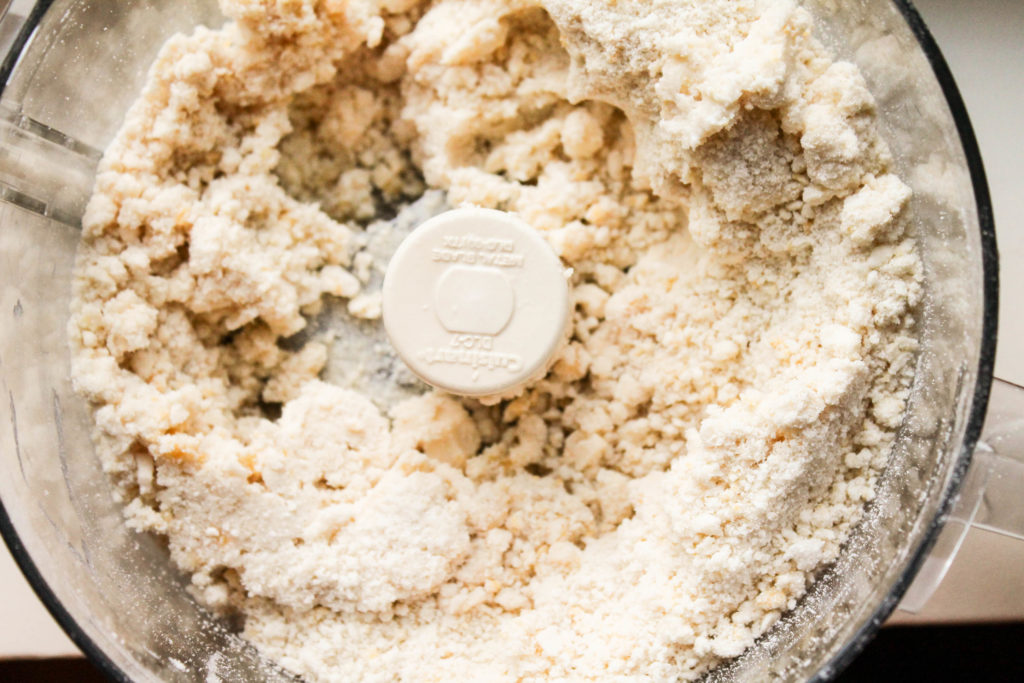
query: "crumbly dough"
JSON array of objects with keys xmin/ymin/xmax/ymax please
[{"xmin": 69, "ymin": 0, "xmax": 922, "ymax": 680}]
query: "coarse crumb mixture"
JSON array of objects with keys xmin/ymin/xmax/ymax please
[{"xmin": 69, "ymin": 0, "xmax": 922, "ymax": 680}]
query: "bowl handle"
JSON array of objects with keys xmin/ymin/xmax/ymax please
[{"xmin": 898, "ymin": 377, "xmax": 1024, "ymax": 613}]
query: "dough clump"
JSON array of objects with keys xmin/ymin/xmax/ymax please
[{"xmin": 70, "ymin": 0, "xmax": 922, "ymax": 680}]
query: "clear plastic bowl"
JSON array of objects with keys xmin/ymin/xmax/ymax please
[{"xmin": 0, "ymin": 1, "xmax": 998, "ymax": 681}]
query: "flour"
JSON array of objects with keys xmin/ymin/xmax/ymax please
[{"xmin": 69, "ymin": 0, "xmax": 922, "ymax": 680}]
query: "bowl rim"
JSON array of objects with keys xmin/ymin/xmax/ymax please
[
  {"xmin": 807, "ymin": 0, "xmax": 998, "ymax": 679},
  {"xmin": 0, "ymin": 0, "xmax": 998, "ymax": 681},
  {"xmin": 0, "ymin": 1, "xmax": 135, "ymax": 677}
]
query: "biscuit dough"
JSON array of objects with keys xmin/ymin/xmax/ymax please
[{"xmin": 69, "ymin": 0, "xmax": 922, "ymax": 680}]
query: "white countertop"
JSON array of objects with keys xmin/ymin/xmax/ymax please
[{"xmin": 2, "ymin": 0, "xmax": 1022, "ymax": 661}]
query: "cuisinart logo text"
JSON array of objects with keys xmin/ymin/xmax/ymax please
[{"xmin": 431, "ymin": 234, "xmax": 526, "ymax": 268}]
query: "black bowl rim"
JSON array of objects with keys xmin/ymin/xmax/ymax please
[
  {"xmin": 0, "ymin": 1, "xmax": 998, "ymax": 682},
  {"xmin": 808, "ymin": 0, "xmax": 998, "ymax": 679}
]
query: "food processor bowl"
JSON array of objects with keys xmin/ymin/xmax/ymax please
[{"xmin": 0, "ymin": 1, "xmax": 1003, "ymax": 681}]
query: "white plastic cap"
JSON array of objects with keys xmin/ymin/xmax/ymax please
[{"xmin": 382, "ymin": 207, "xmax": 570, "ymax": 398}]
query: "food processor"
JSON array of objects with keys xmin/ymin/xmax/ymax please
[{"xmin": 0, "ymin": 0, "xmax": 1020, "ymax": 681}]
